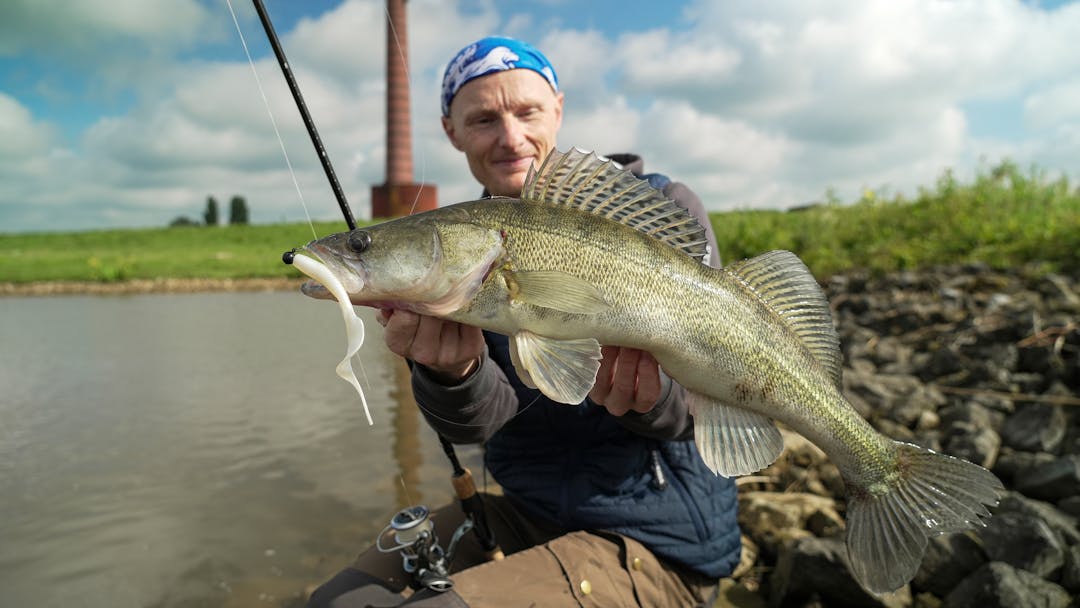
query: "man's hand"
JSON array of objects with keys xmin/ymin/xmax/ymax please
[
  {"xmin": 377, "ymin": 309, "xmax": 485, "ymax": 384},
  {"xmin": 589, "ymin": 346, "xmax": 662, "ymax": 416}
]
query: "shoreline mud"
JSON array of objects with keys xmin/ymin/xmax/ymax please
[{"xmin": 0, "ymin": 277, "xmax": 303, "ymax": 297}]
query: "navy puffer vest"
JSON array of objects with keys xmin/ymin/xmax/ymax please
[{"xmin": 482, "ymin": 332, "xmax": 742, "ymax": 579}]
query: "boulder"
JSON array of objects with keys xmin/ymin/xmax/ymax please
[{"xmin": 944, "ymin": 562, "xmax": 1071, "ymax": 608}]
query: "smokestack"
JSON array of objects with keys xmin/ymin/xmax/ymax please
[{"xmin": 371, "ymin": 0, "xmax": 437, "ymax": 217}]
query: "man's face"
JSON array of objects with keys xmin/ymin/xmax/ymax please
[{"xmin": 442, "ymin": 69, "xmax": 564, "ymax": 197}]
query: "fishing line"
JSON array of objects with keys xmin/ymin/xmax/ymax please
[
  {"xmin": 411, "ymin": 389, "xmax": 545, "ymax": 430},
  {"xmin": 398, "ymin": 475, "xmax": 416, "ymax": 508},
  {"xmin": 383, "ymin": 2, "xmax": 427, "ymax": 216},
  {"xmin": 225, "ymin": 0, "xmax": 318, "ymax": 241}
]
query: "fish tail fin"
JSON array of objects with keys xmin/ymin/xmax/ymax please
[{"xmin": 845, "ymin": 441, "xmax": 1004, "ymax": 594}]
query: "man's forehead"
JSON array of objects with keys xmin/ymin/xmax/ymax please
[{"xmin": 451, "ymin": 70, "xmax": 558, "ymax": 115}]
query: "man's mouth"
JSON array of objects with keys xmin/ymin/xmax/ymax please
[{"xmin": 494, "ymin": 156, "xmax": 533, "ymax": 170}]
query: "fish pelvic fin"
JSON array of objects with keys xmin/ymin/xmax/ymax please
[
  {"xmin": 725, "ymin": 250, "xmax": 843, "ymax": 388},
  {"xmin": 511, "ymin": 331, "xmax": 602, "ymax": 404},
  {"xmin": 521, "ymin": 148, "xmax": 710, "ymax": 263},
  {"xmin": 688, "ymin": 392, "xmax": 784, "ymax": 477},
  {"xmin": 845, "ymin": 441, "xmax": 1005, "ymax": 594}
]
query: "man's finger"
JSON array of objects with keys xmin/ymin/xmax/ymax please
[{"xmin": 631, "ymin": 352, "xmax": 661, "ymax": 414}]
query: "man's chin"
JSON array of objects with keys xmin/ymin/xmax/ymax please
[{"xmin": 487, "ymin": 174, "xmax": 527, "ymax": 198}]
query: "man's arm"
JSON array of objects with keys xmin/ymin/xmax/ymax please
[
  {"xmin": 411, "ymin": 347, "xmax": 519, "ymax": 444},
  {"xmin": 378, "ymin": 309, "xmax": 518, "ymax": 444}
]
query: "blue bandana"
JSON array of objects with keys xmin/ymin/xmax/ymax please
[{"xmin": 441, "ymin": 36, "xmax": 559, "ymax": 116}]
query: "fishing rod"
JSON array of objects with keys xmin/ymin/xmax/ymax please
[
  {"xmin": 251, "ymin": 0, "xmax": 356, "ymax": 231},
  {"xmin": 249, "ymin": 0, "xmax": 503, "ymax": 586},
  {"xmin": 439, "ymin": 435, "xmax": 504, "ymax": 562}
]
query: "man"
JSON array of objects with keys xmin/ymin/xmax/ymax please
[{"xmin": 309, "ymin": 36, "xmax": 738, "ymax": 608}]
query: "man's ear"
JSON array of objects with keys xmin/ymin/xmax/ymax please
[
  {"xmin": 442, "ymin": 115, "xmax": 464, "ymax": 151},
  {"xmin": 553, "ymin": 92, "xmax": 565, "ymax": 130}
]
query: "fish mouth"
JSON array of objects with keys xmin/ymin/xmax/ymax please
[{"xmin": 295, "ymin": 242, "xmax": 366, "ymax": 302}]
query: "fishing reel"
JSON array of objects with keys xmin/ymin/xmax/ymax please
[{"xmin": 376, "ymin": 504, "xmax": 474, "ymax": 593}]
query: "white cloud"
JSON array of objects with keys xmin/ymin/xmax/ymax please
[
  {"xmin": 0, "ymin": 0, "xmax": 212, "ymax": 56},
  {"xmin": 1024, "ymin": 79, "xmax": 1080, "ymax": 130},
  {"xmin": 0, "ymin": 93, "xmax": 56, "ymax": 160},
  {"xmin": 3, "ymin": 0, "xmax": 1080, "ymax": 233}
]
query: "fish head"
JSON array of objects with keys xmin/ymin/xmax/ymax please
[{"xmin": 298, "ymin": 208, "xmax": 504, "ymax": 317}]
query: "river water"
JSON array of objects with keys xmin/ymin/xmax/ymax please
[{"xmin": 0, "ymin": 291, "xmax": 482, "ymax": 607}]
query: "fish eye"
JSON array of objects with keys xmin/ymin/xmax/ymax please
[{"xmin": 347, "ymin": 230, "xmax": 372, "ymax": 253}]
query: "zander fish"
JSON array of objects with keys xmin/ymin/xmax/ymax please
[{"xmin": 287, "ymin": 148, "xmax": 1003, "ymax": 593}]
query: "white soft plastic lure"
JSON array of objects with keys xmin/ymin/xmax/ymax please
[{"xmin": 292, "ymin": 253, "xmax": 373, "ymax": 425}]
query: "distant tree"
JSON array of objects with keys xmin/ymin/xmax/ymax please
[
  {"xmin": 229, "ymin": 195, "xmax": 249, "ymax": 225},
  {"xmin": 170, "ymin": 215, "xmax": 199, "ymax": 227},
  {"xmin": 203, "ymin": 196, "xmax": 219, "ymax": 226}
]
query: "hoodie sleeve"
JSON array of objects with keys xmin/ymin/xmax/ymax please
[
  {"xmin": 613, "ymin": 178, "xmax": 720, "ymax": 441},
  {"xmin": 410, "ymin": 348, "xmax": 519, "ymax": 445}
]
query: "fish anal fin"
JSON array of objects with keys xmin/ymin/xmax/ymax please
[
  {"xmin": 725, "ymin": 250, "xmax": 843, "ymax": 387},
  {"xmin": 688, "ymin": 392, "xmax": 784, "ymax": 477},
  {"xmin": 506, "ymin": 270, "xmax": 611, "ymax": 314},
  {"xmin": 511, "ymin": 331, "xmax": 602, "ymax": 404},
  {"xmin": 508, "ymin": 336, "xmax": 538, "ymax": 390},
  {"xmin": 521, "ymin": 148, "xmax": 709, "ymax": 263},
  {"xmin": 845, "ymin": 441, "xmax": 1005, "ymax": 594}
]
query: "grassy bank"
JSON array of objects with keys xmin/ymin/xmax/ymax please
[
  {"xmin": 0, "ymin": 221, "xmax": 350, "ymax": 283},
  {"xmin": 711, "ymin": 161, "xmax": 1080, "ymax": 277},
  {"xmin": 2, "ymin": 161, "xmax": 1077, "ymax": 285}
]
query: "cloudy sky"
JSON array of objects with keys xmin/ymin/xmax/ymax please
[{"xmin": 1, "ymin": 0, "xmax": 1078, "ymax": 233}]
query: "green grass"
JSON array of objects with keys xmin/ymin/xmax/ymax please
[
  {"xmin": 0, "ymin": 221, "xmax": 351, "ymax": 283},
  {"xmin": 2, "ymin": 161, "xmax": 1077, "ymax": 284},
  {"xmin": 711, "ymin": 160, "xmax": 1080, "ymax": 277}
]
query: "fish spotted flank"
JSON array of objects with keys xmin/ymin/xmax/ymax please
[{"xmin": 294, "ymin": 148, "xmax": 1004, "ymax": 593}]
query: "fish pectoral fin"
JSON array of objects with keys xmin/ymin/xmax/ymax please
[
  {"xmin": 507, "ymin": 270, "xmax": 611, "ymax": 314},
  {"xmin": 688, "ymin": 392, "xmax": 784, "ymax": 477},
  {"xmin": 511, "ymin": 331, "xmax": 602, "ymax": 404}
]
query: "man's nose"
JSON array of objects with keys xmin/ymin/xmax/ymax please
[{"xmin": 497, "ymin": 117, "xmax": 526, "ymax": 148}]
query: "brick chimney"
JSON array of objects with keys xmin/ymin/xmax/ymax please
[{"xmin": 371, "ymin": 0, "xmax": 437, "ymax": 217}]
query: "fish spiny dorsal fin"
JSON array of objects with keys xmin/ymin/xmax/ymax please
[
  {"xmin": 725, "ymin": 251, "xmax": 843, "ymax": 387},
  {"xmin": 521, "ymin": 148, "xmax": 709, "ymax": 262}
]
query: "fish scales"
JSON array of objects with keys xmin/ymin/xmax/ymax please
[{"xmin": 293, "ymin": 148, "xmax": 1003, "ymax": 594}]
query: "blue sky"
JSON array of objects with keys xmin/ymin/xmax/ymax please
[{"xmin": 1, "ymin": 0, "xmax": 1079, "ymax": 233}]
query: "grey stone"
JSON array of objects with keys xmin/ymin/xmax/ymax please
[
  {"xmin": 944, "ymin": 562, "xmax": 1071, "ymax": 608},
  {"xmin": 1014, "ymin": 455, "xmax": 1080, "ymax": 501},
  {"xmin": 1057, "ymin": 495, "xmax": 1080, "ymax": 517},
  {"xmin": 922, "ymin": 345, "xmax": 967, "ymax": 379},
  {"xmin": 1017, "ymin": 344, "xmax": 1066, "ymax": 377},
  {"xmin": 1039, "ymin": 273, "xmax": 1080, "ymax": 308},
  {"xmin": 996, "ymin": 492, "xmax": 1080, "ymax": 546},
  {"xmin": 913, "ymin": 533, "xmax": 987, "ymax": 597},
  {"xmin": 769, "ymin": 536, "xmax": 910, "ymax": 608},
  {"xmin": 978, "ymin": 510, "xmax": 1065, "ymax": 579},
  {"xmin": 1000, "ymin": 403, "xmax": 1067, "ymax": 453},
  {"xmin": 992, "ymin": 450, "xmax": 1057, "ymax": 485},
  {"xmin": 1009, "ymin": 372, "xmax": 1050, "ymax": 394},
  {"xmin": 944, "ymin": 426, "xmax": 1000, "ymax": 469},
  {"xmin": 939, "ymin": 401, "xmax": 1002, "ymax": 434},
  {"xmin": 1062, "ymin": 545, "xmax": 1080, "ymax": 593}
]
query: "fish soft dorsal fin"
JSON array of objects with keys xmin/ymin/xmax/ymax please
[
  {"xmin": 725, "ymin": 250, "xmax": 843, "ymax": 387},
  {"xmin": 521, "ymin": 148, "xmax": 709, "ymax": 262}
]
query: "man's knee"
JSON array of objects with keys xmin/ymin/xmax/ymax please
[{"xmin": 307, "ymin": 568, "xmax": 402, "ymax": 608}]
